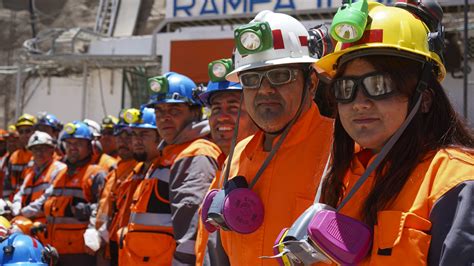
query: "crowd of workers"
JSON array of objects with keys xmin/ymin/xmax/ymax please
[{"xmin": 0, "ymin": 0, "xmax": 473, "ymax": 265}]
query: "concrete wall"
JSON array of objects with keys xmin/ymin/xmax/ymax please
[{"xmin": 22, "ymin": 69, "xmax": 124, "ymax": 124}]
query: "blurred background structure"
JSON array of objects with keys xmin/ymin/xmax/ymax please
[{"xmin": 0, "ymin": 0, "xmax": 472, "ymax": 126}]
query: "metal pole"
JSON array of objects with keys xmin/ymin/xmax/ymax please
[
  {"xmin": 15, "ymin": 64, "xmax": 22, "ymax": 121},
  {"xmin": 463, "ymin": 0, "xmax": 469, "ymax": 119},
  {"xmin": 82, "ymin": 63, "xmax": 88, "ymax": 120},
  {"xmin": 28, "ymin": 0, "xmax": 37, "ymax": 38}
]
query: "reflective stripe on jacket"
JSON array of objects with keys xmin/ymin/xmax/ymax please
[
  {"xmin": 44, "ymin": 163, "xmax": 106, "ymax": 255},
  {"xmin": 12, "ymin": 160, "xmax": 66, "ymax": 220},
  {"xmin": 219, "ymin": 103, "xmax": 334, "ymax": 266},
  {"xmin": 121, "ymin": 126, "xmax": 220, "ymax": 265},
  {"xmin": 4, "ymin": 149, "xmax": 33, "ymax": 199}
]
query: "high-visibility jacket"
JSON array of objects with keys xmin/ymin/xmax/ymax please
[
  {"xmin": 195, "ymin": 152, "xmax": 228, "ymax": 266},
  {"xmin": 324, "ymin": 147, "xmax": 474, "ymax": 266},
  {"xmin": 109, "ymin": 161, "xmax": 147, "ymax": 245},
  {"xmin": 12, "ymin": 160, "xmax": 66, "ymax": 222},
  {"xmin": 44, "ymin": 161, "xmax": 106, "ymax": 255},
  {"xmin": 219, "ymin": 103, "xmax": 333, "ymax": 266},
  {"xmin": 120, "ymin": 121, "xmax": 221, "ymax": 266},
  {"xmin": 92, "ymin": 151, "xmax": 118, "ymax": 174},
  {"xmin": 4, "ymin": 149, "xmax": 33, "ymax": 199},
  {"xmin": 95, "ymin": 158, "xmax": 137, "ymax": 233}
]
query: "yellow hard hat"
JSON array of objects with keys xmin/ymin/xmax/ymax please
[
  {"xmin": 101, "ymin": 115, "xmax": 119, "ymax": 130},
  {"xmin": 316, "ymin": 1, "xmax": 446, "ymax": 81},
  {"xmin": 15, "ymin": 113, "xmax": 37, "ymax": 127}
]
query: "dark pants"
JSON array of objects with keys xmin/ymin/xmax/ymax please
[
  {"xmin": 109, "ymin": 241, "xmax": 118, "ymax": 266},
  {"xmin": 57, "ymin": 253, "xmax": 96, "ymax": 266}
]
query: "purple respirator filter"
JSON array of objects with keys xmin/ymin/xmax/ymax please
[{"xmin": 307, "ymin": 210, "xmax": 372, "ymax": 265}]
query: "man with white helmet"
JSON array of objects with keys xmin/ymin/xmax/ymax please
[
  {"xmin": 199, "ymin": 10, "xmax": 334, "ymax": 265},
  {"xmin": 11, "ymin": 131, "xmax": 66, "ymax": 225}
]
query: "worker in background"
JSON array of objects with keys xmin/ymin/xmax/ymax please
[
  {"xmin": 115, "ymin": 107, "xmax": 161, "ymax": 266},
  {"xmin": 84, "ymin": 119, "xmax": 118, "ymax": 173},
  {"xmin": 200, "ymin": 10, "xmax": 334, "ymax": 265},
  {"xmin": 35, "ymin": 111, "xmax": 64, "ymax": 160},
  {"xmin": 5, "ymin": 125, "xmax": 21, "ymax": 155},
  {"xmin": 11, "ymin": 130, "xmax": 65, "ymax": 218},
  {"xmin": 44, "ymin": 121, "xmax": 106, "ymax": 266},
  {"xmin": 86, "ymin": 111, "xmax": 137, "ymax": 265},
  {"xmin": 4, "ymin": 114, "xmax": 37, "ymax": 200},
  {"xmin": 195, "ymin": 59, "xmax": 258, "ymax": 266},
  {"xmin": 11, "ymin": 131, "xmax": 66, "ymax": 244},
  {"xmin": 99, "ymin": 115, "xmax": 119, "ymax": 158},
  {"xmin": 120, "ymin": 72, "xmax": 221, "ymax": 265}
]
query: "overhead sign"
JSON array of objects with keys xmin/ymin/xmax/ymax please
[{"xmin": 167, "ymin": 0, "xmax": 395, "ymax": 18}]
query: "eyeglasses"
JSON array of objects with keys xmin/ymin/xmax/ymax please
[
  {"xmin": 238, "ymin": 67, "xmax": 299, "ymax": 89},
  {"xmin": 332, "ymin": 72, "xmax": 396, "ymax": 103}
]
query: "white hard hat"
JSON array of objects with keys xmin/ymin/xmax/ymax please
[
  {"xmin": 83, "ymin": 119, "xmax": 101, "ymax": 137},
  {"xmin": 27, "ymin": 131, "xmax": 55, "ymax": 149},
  {"xmin": 0, "ymin": 199, "xmax": 12, "ymax": 216},
  {"xmin": 226, "ymin": 10, "xmax": 317, "ymax": 82}
]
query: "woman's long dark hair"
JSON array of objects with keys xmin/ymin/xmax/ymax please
[{"xmin": 321, "ymin": 55, "xmax": 474, "ymax": 226}]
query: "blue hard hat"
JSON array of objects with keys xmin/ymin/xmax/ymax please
[
  {"xmin": 147, "ymin": 72, "xmax": 200, "ymax": 106},
  {"xmin": 36, "ymin": 112, "xmax": 63, "ymax": 131},
  {"xmin": 123, "ymin": 107, "xmax": 156, "ymax": 130},
  {"xmin": 199, "ymin": 81, "xmax": 242, "ymax": 107},
  {"xmin": 113, "ymin": 109, "xmax": 131, "ymax": 135},
  {"xmin": 0, "ymin": 233, "xmax": 48, "ymax": 266},
  {"xmin": 60, "ymin": 121, "xmax": 93, "ymax": 141}
]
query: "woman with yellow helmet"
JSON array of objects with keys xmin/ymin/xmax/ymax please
[{"xmin": 274, "ymin": 1, "xmax": 473, "ymax": 265}]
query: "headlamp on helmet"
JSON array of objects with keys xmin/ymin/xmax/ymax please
[
  {"xmin": 330, "ymin": 0, "xmax": 369, "ymax": 43},
  {"xmin": 148, "ymin": 76, "xmax": 169, "ymax": 94},
  {"xmin": 235, "ymin": 21, "xmax": 273, "ymax": 55},
  {"xmin": 208, "ymin": 59, "xmax": 233, "ymax": 82},
  {"xmin": 64, "ymin": 123, "xmax": 76, "ymax": 135},
  {"xmin": 123, "ymin": 109, "xmax": 141, "ymax": 124}
]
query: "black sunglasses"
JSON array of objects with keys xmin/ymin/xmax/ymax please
[{"xmin": 332, "ymin": 72, "xmax": 396, "ymax": 103}]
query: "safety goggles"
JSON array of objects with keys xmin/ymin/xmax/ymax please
[
  {"xmin": 238, "ymin": 67, "xmax": 299, "ymax": 89},
  {"xmin": 332, "ymin": 72, "xmax": 396, "ymax": 103}
]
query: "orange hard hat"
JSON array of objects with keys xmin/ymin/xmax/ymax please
[{"xmin": 10, "ymin": 216, "xmax": 33, "ymax": 235}]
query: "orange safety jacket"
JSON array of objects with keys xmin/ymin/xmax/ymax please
[
  {"xmin": 12, "ymin": 160, "xmax": 66, "ymax": 222},
  {"xmin": 92, "ymin": 151, "xmax": 118, "ymax": 174},
  {"xmin": 319, "ymin": 147, "xmax": 474, "ymax": 266},
  {"xmin": 44, "ymin": 161, "xmax": 106, "ymax": 255},
  {"xmin": 219, "ymin": 103, "xmax": 333, "ymax": 266},
  {"xmin": 95, "ymin": 158, "xmax": 137, "ymax": 232},
  {"xmin": 121, "ymin": 125, "xmax": 220, "ymax": 265},
  {"xmin": 195, "ymin": 152, "xmax": 228, "ymax": 266},
  {"xmin": 4, "ymin": 149, "xmax": 33, "ymax": 199}
]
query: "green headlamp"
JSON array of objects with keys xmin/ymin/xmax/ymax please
[
  {"xmin": 148, "ymin": 76, "xmax": 169, "ymax": 94},
  {"xmin": 208, "ymin": 59, "xmax": 233, "ymax": 82},
  {"xmin": 123, "ymin": 109, "xmax": 141, "ymax": 124},
  {"xmin": 330, "ymin": 0, "xmax": 369, "ymax": 43},
  {"xmin": 234, "ymin": 21, "xmax": 273, "ymax": 55},
  {"xmin": 64, "ymin": 123, "xmax": 76, "ymax": 135}
]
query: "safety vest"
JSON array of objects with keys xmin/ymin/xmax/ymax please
[
  {"xmin": 120, "ymin": 138, "xmax": 220, "ymax": 266},
  {"xmin": 44, "ymin": 163, "xmax": 105, "ymax": 255},
  {"xmin": 219, "ymin": 103, "xmax": 333, "ymax": 266},
  {"xmin": 326, "ymin": 148, "xmax": 474, "ymax": 266},
  {"xmin": 17, "ymin": 160, "xmax": 66, "ymax": 221},
  {"xmin": 4, "ymin": 149, "xmax": 33, "ymax": 199},
  {"xmin": 96, "ymin": 158, "xmax": 137, "ymax": 230}
]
